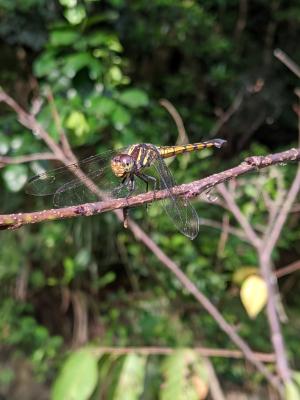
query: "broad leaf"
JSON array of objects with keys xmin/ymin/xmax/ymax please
[
  {"xmin": 112, "ymin": 353, "xmax": 146, "ymax": 400},
  {"xmin": 119, "ymin": 89, "xmax": 149, "ymax": 108},
  {"xmin": 50, "ymin": 29, "xmax": 80, "ymax": 46},
  {"xmin": 51, "ymin": 349, "xmax": 98, "ymax": 400}
]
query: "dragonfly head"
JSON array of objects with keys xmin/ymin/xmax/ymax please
[{"xmin": 111, "ymin": 154, "xmax": 135, "ymax": 177}]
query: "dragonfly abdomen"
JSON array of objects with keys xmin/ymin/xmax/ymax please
[{"xmin": 158, "ymin": 139, "xmax": 226, "ymax": 159}]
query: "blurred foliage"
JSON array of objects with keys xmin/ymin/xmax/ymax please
[{"xmin": 0, "ymin": 0, "xmax": 300, "ymax": 398}]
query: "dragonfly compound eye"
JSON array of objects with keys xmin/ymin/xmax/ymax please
[{"xmin": 111, "ymin": 154, "xmax": 134, "ymax": 177}]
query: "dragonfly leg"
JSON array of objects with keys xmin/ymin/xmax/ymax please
[
  {"xmin": 121, "ymin": 176, "xmax": 135, "ymax": 228},
  {"xmin": 138, "ymin": 173, "xmax": 157, "ymax": 192},
  {"xmin": 126, "ymin": 175, "xmax": 135, "ymax": 196},
  {"xmin": 123, "ymin": 207, "xmax": 129, "ymax": 228},
  {"xmin": 137, "ymin": 173, "xmax": 157, "ymax": 209}
]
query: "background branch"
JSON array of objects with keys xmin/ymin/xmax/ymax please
[
  {"xmin": 0, "ymin": 153, "xmax": 58, "ymax": 166},
  {"xmin": 91, "ymin": 346, "xmax": 276, "ymax": 362},
  {"xmin": 274, "ymin": 48, "xmax": 300, "ymax": 78}
]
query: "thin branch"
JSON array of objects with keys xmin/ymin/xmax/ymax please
[
  {"xmin": 276, "ymin": 260, "xmax": 300, "ymax": 279},
  {"xmin": 210, "ymin": 89, "xmax": 244, "ymax": 137},
  {"xmin": 217, "ymin": 184, "xmax": 262, "ymax": 249},
  {"xmin": 263, "ymin": 0, "xmax": 280, "ymax": 65},
  {"xmin": 0, "ymin": 153, "xmax": 58, "ymax": 167},
  {"xmin": 199, "ymin": 217, "xmax": 248, "ymax": 242},
  {"xmin": 0, "ymin": 148, "xmax": 299, "ymax": 230},
  {"xmin": 0, "ymin": 89, "xmax": 66, "ymax": 161},
  {"xmin": 160, "ymin": 99, "xmax": 189, "ymax": 144},
  {"xmin": 261, "ymin": 166, "xmax": 300, "ymax": 258},
  {"xmin": 262, "ymin": 169, "xmax": 286, "ymax": 239},
  {"xmin": 203, "ymin": 358, "xmax": 226, "ymax": 400},
  {"xmin": 235, "ymin": 0, "xmax": 248, "ymax": 40},
  {"xmin": 90, "ymin": 346, "xmax": 276, "ymax": 362},
  {"xmin": 259, "ymin": 252, "xmax": 291, "ymax": 382},
  {"xmin": 46, "ymin": 87, "xmax": 75, "ymax": 161},
  {"xmin": 217, "ymin": 213, "xmax": 230, "ymax": 256},
  {"xmin": 274, "ymin": 49, "xmax": 300, "ymax": 79}
]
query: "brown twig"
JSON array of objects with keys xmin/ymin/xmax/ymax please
[
  {"xmin": 274, "ymin": 49, "xmax": 300, "ymax": 79},
  {"xmin": 217, "ymin": 213, "xmax": 230, "ymax": 256},
  {"xmin": 235, "ymin": 0, "xmax": 248, "ymax": 43},
  {"xmin": 210, "ymin": 89, "xmax": 244, "ymax": 137},
  {"xmin": 263, "ymin": 0, "xmax": 280, "ymax": 65},
  {"xmin": 91, "ymin": 346, "xmax": 276, "ymax": 362},
  {"xmin": 160, "ymin": 99, "xmax": 189, "ymax": 144},
  {"xmin": 199, "ymin": 217, "xmax": 248, "ymax": 242},
  {"xmin": 276, "ymin": 260, "xmax": 300, "ymax": 279},
  {"xmin": 0, "ymin": 153, "xmax": 58, "ymax": 167},
  {"xmin": 0, "ymin": 89, "xmax": 66, "ymax": 162},
  {"xmin": 0, "ymin": 148, "xmax": 299, "ymax": 230},
  {"xmin": 259, "ymin": 252, "xmax": 291, "ymax": 383},
  {"xmin": 217, "ymin": 184, "xmax": 262, "ymax": 249},
  {"xmin": 46, "ymin": 87, "xmax": 75, "ymax": 161}
]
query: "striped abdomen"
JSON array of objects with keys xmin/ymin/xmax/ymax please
[{"xmin": 158, "ymin": 139, "xmax": 226, "ymax": 159}]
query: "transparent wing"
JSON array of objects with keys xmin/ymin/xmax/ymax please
[
  {"xmin": 52, "ymin": 167, "xmax": 128, "ymax": 207},
  {"xmin": 26, "ymin": 149, "xmax": 130, "ymax": 207},
  {"xmin": 26, "ymin": 150, "xmax": 118, "ymax": 195},
  {"xmin": 150, "ymin": 149, "xmax": 199, "ymax": 240}
]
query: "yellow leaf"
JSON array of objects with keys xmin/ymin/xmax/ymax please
[{"xmin": 240, "ymin": 275, "xmax": 268, "ymax": 318}]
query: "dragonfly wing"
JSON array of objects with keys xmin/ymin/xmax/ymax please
[
  {"xmin": 53, "ymin": 167, "xmax": 133, "ymax": 207},
  {"xmin": 25, "ymin": 150, "xmax": 118, "ymax": 196},
  {"xmin": 53, "ymin": 168, "xmax": 109, "ymax": 206},
  {"xmin": 151, "ymin": 155, "xmax": 199, "ymax": 239}
]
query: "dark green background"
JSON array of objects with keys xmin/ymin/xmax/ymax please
[{"xmin": 0, "ymin": 1, "xmax": 299, "ymax": 398}]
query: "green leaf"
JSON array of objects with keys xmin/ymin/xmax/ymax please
[
  {"xmin": 59, "ymin": 0, "xmax": 77, "ymax": 6},
  {"xmin": 285, "ymin": 381, "xmax": 300, "ymax": 400},
  {"xmin": 51, "ymin": 349, "xmax": 98, "ymax": 400},
  {"xmin": 62, "ymin": 52, "xmax": 96, "ymax": 77},
  {"xmin": 65, "ymin": 111, "xmax": 90, "ymax": 137},
  {"xmin": 112, "ymin": 105, "xmax": 131, "ymax": 128},
  {"xmin": 3, "ymin": 164, "xmax": 28, "ymax": 192},
  {"xmin": 63, "ymin": 52, "xmax": 94, "ymax": 76},
  {"xmin": 89, "ymin": 96, "xmax": 117, "ymax": 115},
  {"xmin": 109, "ymin": 66, "xmax": 123, "ymax": 83},
  {"xmin": 87, "ymin": 32, "xmax": 123, "ymax": 52},
  {"xmin": 64, "ymin": 5, "xmax": 87, "ymax": 25},
  {"xmin": 49, "ymin": 29, "xmax": 80, "ymax": 46},
  {"xmin": 119, "ymin": 89, "xmax": 149, "ymax": 108},
  {"xmin": 113, "ymin": 353, "xmax": 146, "ymax": 400},
  {"xmin": 34, "ymin": 53, "xmax": 58, "ymax": 77}
]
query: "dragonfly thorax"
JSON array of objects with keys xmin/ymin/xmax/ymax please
[{"xmin": 111, "ymin": 153, "xmax": 136, "ymax": 178}]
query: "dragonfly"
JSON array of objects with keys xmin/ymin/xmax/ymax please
[{"xmin": 26, "ymin": 139, "xmax": 226, "ymax": 239}]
